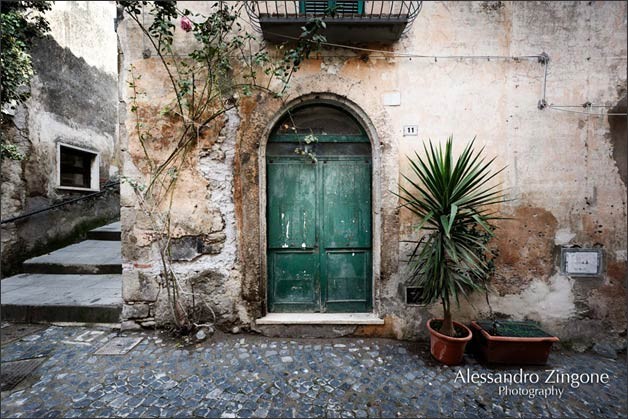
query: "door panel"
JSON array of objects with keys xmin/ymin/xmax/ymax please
[
  {"xmin": 325, "ymin": 250, "xmax": 370, "ymax": 303},
  {"xmin": 267, "ymin": 160, "xmax": 319, "ymax": 312},
  {"xmin": 267, "ymin": 143, "xmax": 372, "ymax": 313},
  {"xmin": 269, "ymin": 252, "xmax": 319, "ymax": 311},
  {"xmin": 321, "ymin": 159, "xmax": 371, "ymax": 312},
  {"xmin": 267, "ymin": 161, "xmax": 316, "ymax": 249},
  {"xmin": 322, "ymin": 160, "xmax": 371, "ymax": 248}
]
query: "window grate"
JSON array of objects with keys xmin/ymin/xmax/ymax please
[{"xmin": 405, "ymin": 286, "xmax": 426, "ymax": 306}]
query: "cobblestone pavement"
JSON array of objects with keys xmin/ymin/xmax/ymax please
[{"xmin": 1, "ymin": 324, "xmax": 626, "ymax": 418}]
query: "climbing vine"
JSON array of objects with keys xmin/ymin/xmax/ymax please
[
  {"xmin": 118, "ymin": 1, "xmax": 326, "ymax": 333},
  {"xmin": 0, "ymin": 1, "xmax": 51, "ymax": 160}
]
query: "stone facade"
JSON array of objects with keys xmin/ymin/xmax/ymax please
[
  {"xmin": 117, "ymin": 1, "xmax": 627, "ymax": 349},
  {"xmin": 1, "ymin": 1, "xmax": 120, "ymax": 276}
]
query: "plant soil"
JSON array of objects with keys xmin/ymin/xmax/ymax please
[
  {"xmin": 477, "ymin": 320, "xmax": 554, "ymax": 338},
  {"xmin": 431, "ymin": 320, "xmax": 469, "ymax": 338}
]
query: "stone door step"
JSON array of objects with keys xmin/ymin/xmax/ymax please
[
  {"xmin": 255, "ymin": 313, "xmax": 385, "ymax": 325},
  {"xmin": 0, "ymin": 273, "xmax": 122, "ymax": 323},
  {"xmin": 23, "ymin": 240, "xmax": 121, "ymax": 274},
  {"xmin": 87, "ymin": 221, "xmax": 121, "ymax": 241}
]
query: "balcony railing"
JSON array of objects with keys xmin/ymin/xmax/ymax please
[{"xmin": 246, "ymin": 1, "xmax": 423, "ymax": 44}]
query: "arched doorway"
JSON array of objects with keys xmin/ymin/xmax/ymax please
[{"xmin": 266, "ymin": 104, "xmax": 373, "ymax": 313}]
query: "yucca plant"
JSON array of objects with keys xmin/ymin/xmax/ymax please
[{"xmin": 399, "ymin": 137, "xmax": 506, "ymax": 337}]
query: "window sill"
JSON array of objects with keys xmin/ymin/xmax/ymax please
[{"xmin": 56, "ymin": 186, "xmax": 100, "ymax": 193}]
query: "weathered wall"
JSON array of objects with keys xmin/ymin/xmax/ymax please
[
  {"xmin": 118, "ymin": 1, "xmax": 626, "ymax": 350},
  {"xmin": 1, "ymin": 1, "xmax": 119, "ymax": 276}
]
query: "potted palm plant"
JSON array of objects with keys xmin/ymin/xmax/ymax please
[{"xmin": 398, "ymin": 137, "xmax": 505, "ymax": 365}]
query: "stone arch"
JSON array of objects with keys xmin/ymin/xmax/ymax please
[{"xmin": 257, "ymin": 93, "xmax": 383, "ymax": 315}]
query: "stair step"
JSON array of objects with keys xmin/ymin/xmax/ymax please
[
  {"xmin": 23, "ymin": 240, "xmax": 121, "ymax": 275},
  {"xmin": 87, "ymin": 221, "xmax": 121, "ymax": 241},
  {"xmin": 0, "ymin": 273, "xmax": 122, "ymax": 323}
]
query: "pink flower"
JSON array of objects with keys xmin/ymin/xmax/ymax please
[{"xmin": 180, "ymin": 16, "xmax": 192, "ymax": 32}]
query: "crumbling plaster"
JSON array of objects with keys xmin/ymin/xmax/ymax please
[{"xmin": 118, "ymin": 1, "xmax": 626, "ymax": 346}]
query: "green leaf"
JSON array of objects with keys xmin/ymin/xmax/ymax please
[
  {"xmin": 472, "ymin": 213, "xmax": 493, "ymax": 234},
  {"xmin": 447, "ymin": 204, "xmax": 458, "ymax": 236}
]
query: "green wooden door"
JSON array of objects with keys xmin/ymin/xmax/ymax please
[{"xmin": 267, "ymin": 139, "xmax": 372, "ymax": 313}]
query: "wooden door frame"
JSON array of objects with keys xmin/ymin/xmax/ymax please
[{"xmin": 258, "ymin": 94, "xmax": 382, "ymax": 316}]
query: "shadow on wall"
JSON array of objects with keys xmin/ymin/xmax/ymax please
[{"xmin": 609, "ymin": 95, "xmax": 627, "ymax": 187}]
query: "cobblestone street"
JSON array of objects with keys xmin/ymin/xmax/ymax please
[{"xmin": 1, "ymin": 324, "xmax": 626, "ymax": 418}]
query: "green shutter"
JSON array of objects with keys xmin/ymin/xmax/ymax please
[{"xmin": 300, "ymin": 1, "xmax": 365, "ymax": 15}]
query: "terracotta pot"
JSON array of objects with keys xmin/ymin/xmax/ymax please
[
  {"xmin": 470, "ymin": 321, "xmax": 559, "ymax": 365},
  {"xmin": 426, "ymin": 318, "xmax": 472, "ymax": 365}
]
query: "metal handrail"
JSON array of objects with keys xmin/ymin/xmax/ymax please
[
  {"xmin": 245, "ymin": 1, "xmax": 422, "ymax": 34},
  {"xmin": 0, "ymin": 181, "xmax": 120, "ymax": 225}
]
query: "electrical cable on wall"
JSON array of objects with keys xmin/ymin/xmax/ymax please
[
  {"xmin": 538, "ymin": 54, "xmax": 627, "ymax": 117},
  {"xmin": 265, "ymin": 31, "xmax": 543, "ymax": 61},
  {"xmin": 547, "ymin": 106, "xmax": 627, "ymax": 116},
  {"xmin": 136, "ymin": 16, "xmax": 627, "ymax": 117},
  {"xmin": 267, "ymin": 31, "xmax": 627, "ymax": 117}
]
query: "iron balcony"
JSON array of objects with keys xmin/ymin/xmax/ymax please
[{"xmin": 246, "ymin": 1, "xmax": 423, "ymax": 44}]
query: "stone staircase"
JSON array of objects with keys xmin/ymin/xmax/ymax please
[{"xmin": 1, "ymin": 222, "xmax": 122, "ymax": 323}]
